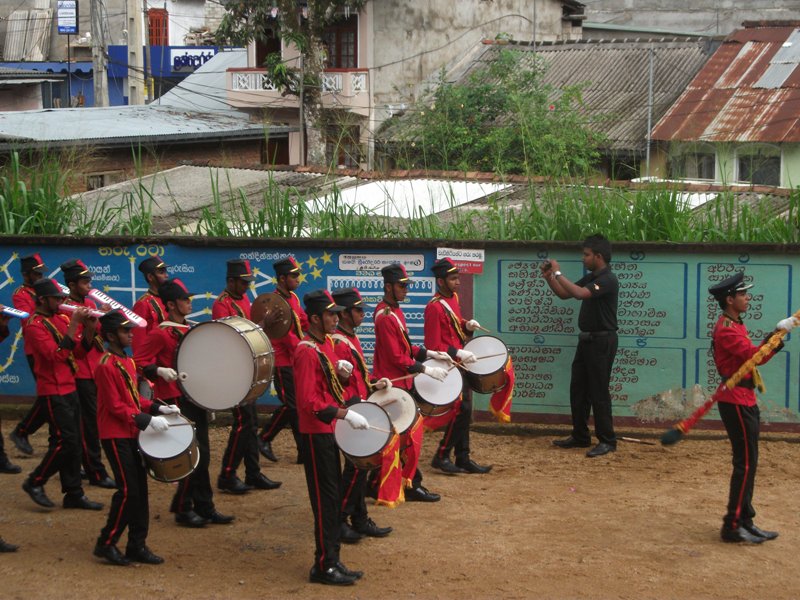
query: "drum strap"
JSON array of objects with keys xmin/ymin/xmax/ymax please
[
  {"xmin": 40, "ymin": 316, "xmax": 78, "ymax": 374},
  {"xmin": 433, "ymin": 295, "xmax": 467, "ymax": 345},
  {"xmin": 298, "ymin": 339, "xmax": 346, "ymax": 406},
  {"xmin": 110, "ymin": 355, "xmax": 141, "ymax": 410},
  {"xmin": 387, "ymin": 311, "xmax": 415, "ymax": 357},
  {"xmin": 218, "ymin": 291, "xmax": 246, "ymax": 318},
  {"xmin": 147, "ymin": 293, "xmax": 167, "ymax": 324},
  {"xmin": 332, "ymin": 332, "xmax": 371, "ymax": 390}
]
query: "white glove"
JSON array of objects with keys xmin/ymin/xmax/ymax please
[
  {"xmin": 146, "ymin": 416, "xmax": 169, "ymax": 433},
  {"xmin": 423, "ymin": 365, "xmax": 448, "ymax": 382},
  {"xmin": 336, "ymin": 359, "xmax": 354, "ymax": 378},
  {"xmin": 427, "ymin": 350, "xmax": 453, "ymax": 364},
  {"xmin": 343, "ymin": 410, "xmax": 369, "ymax": 430},
  {"xmin": 156, "ymin": 367, "xmax": 178, "ymax": 382},
  {"xmin": 456, "ymin": 348, "xmax": 477, "ymax": 365},
  {"xmin": 465, "ymin": 319, "xmax": 480, "ymax": 332},
  {"xmin": 374, "ymin": 377, "xmax": 393, "ymax": 391},
  {"xmin": 158, "ymin": 404, "xmax": 181, "ymax": 415},
  {"xmin": 777, "ymin": 317, "xmax": 798, "ymax": 332}
]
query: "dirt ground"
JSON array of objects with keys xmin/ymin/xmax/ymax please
[{"xmin": 0, "ymin": 422, "xmax": 799, "ymax": 600}]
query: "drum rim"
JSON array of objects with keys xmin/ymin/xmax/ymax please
[
  {"xmin": 463, "ymin": 334, "xmax": 509, "ymax": 375},
  {"xmin": 334, "ymin": 403, "xmax": 392, "ymax": 457}
]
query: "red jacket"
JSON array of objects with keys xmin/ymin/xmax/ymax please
[
  {"xmin": 212, "ymin": 290, "xmax": 251, "ymax": 319},
  {"xmin": 64, "ymin": 296, "xmax": 104, "ymax": 379},
  {"xmin": 712, "ymin": 314, "xmax": 780, "ymax": 406},
  {"xmin": 424, "ymin": 292, "xmax": 470, "ymax": 353},
  {"xmin": 135, "ymin": 323, "xmax": 184, "ymax": 400},
  {"xmin": 372, "ymin": 300, "xmax": 423, "ymax": 391},
  {"xmin": 12, "ymin": 284, "xmax": 36, "ymax": 356},
  {"xmin": 333, "ymin": 328, "xmax": 371, "ymax": 400},
  {"xmin": 272, "ymin": 290, "xmax": 308, "ymax": 367},
  {"xmin": 25, "ymin": 312, "xmax": 86, "ymax": 396},
  {"xmin": 131, "ymin": 290, "xmax": 167, "ymax": 363},
  {"xmin": 295, "ymin": 335, "xmax": 344, "ymax": 434},
  {"xmin": 95, "ymin": 351, "xmax": 156, "ymax": 439}
]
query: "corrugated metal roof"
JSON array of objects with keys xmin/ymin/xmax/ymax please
[
  {"xmin": 652, "ymin": 25, "xmax": 800, "ymax": 142},
  {"xmin": 157, "ymin": 49, "xmax": 246, "ymax": 113},
  {"xmin": 3, "ymin": 9, "xmax": 52, "ymax": 61}
]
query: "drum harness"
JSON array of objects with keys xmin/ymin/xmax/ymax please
[{"xmin": 297, "ymin": 339, "xmax": 347, "ymax": 407}]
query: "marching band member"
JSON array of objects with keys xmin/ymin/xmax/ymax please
[
  {"xmin": 93, "ymin": 310, "xmax": 177, "ymax": 566},
  {"xmin": 372, "ymin": 263, "xmax": 449, "ymax": 504},
  {"xmin": 131, "ymin": 255, "xmax": 169, "ymax": 362},
  {"xmin": 137, "ymin": 279, "xmax": 234, "ymax": 529},
  {"xmin": 214, "ymin": 259, "xmax": 281, "ymax": 494},
  {"xmin": 259, "ymin": 257, "xmax": 308, "ymax": 463},
  {"xmin": 425, "ymin": 258, "xmax": 492, "ymax": 474},
  {"xmin": 295, "ymin": 289, "xmax": 364, "ymax": 586},
  {"xmin": 60, "ymin": 259, "xmax": 116, "ymax": 489},
  {"xmin": 9, "ymin": 253, "xmax": 48, "ymax": 456},
  {"xmin": 330, "ymin": 288, "xmax": 393, "ymax": 542},
  {"xmin": 0, "ymin": 309, "xmax": 19, "ymax": 553},
  {"xmin": 20, "ymin": 278, "xmax": 103, "ymax": 511}
]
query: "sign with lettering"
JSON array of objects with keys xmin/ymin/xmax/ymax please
[
  {"xmin": 436, "ymin": 247, "xmax": 485, "ymax": 274},
  {"xmin": 56, "ymin": 0, "xmax": 78, "ymax": 35},
  {"xmin": 170, "ymin": 48, "xmax": 218, "ymax": 73}
]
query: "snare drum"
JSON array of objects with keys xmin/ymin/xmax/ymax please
[
  {"xmin": 138, "ymin": 413, "xmax": 200, "ymax": 482},
  {"xmin": 176, "ymin": 316, "xmax": 274, "ymax": 410},
  {"xmin": 463, "ymin": 335, "xmax": 510, "ymax": 393},
  {"xmin": 412, "ymin": 358, "xmax": 462, "ymax": 417},
  {"xmin": 334, "ymin": 403, "xmax": 397, "ymax": 471},
  {"xmin": 138, "ymin": 378, "xmax": 154, "ymax": 401},
  {"xmin": 366, "ymin": 387, "xmax": 419, "ymax": 435}
]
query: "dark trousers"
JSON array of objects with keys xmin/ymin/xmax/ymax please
[
  {"xmin": 719, "ymin": 402, "xmax": 760, "ymax": 530},
  {"xmin": 76, "ymin": 378, "xmax": 110, "ymax": 482},
  {"xmin": 15, "ymin": 354, "xmax": 46, "ymax": 437},
  {"xmin": 29, "ymin": 393, "xmax": 84, "ymax": 496},
  {"xmin": 98, "ymin": 438, "xmax": 149, "ymax": 550},
  {"xmin": 170, "ymin": 398, "xmax": 214, "ymax": 516},
  {"xmin": 302, "ymin": 433, "xmax": 341, "ymax": 570},
  {"xmin": 435, "ymin": 386, "xmax": 473, "ymax": 461},
  {"xmin": 260, "ymin": 367, "xmax": 302, "ymax": 454},
  {"xmin": 0, "ymin": 419, "xmax": 7, "ymax": 462},
  {"xmin": 340, "ymin": 460, "xmax": 368, "ymax": 526},
  {"xmin": 220, "ymin": 403, "xmax": 260, "ymax": 480},
  {"xmin": 569, "ymin": 333, "xmax": 618, "ymax": 446}
]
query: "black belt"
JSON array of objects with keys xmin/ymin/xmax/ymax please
[
  {"xmin": 734, "ymin": 379, "xmax": 755, "ymax": 390},
  {"xmin": 578, "ymin": 331, "xmax": 615, "ymax": 342}
]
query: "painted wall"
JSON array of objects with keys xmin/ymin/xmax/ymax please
[{"xmin": 0, "ymin": 84, "xmax": 43, "ymax": 111}]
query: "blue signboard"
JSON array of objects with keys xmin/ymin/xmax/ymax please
[{"xmin": 56, "ymin": 0, "xmax": 79, "ymax": 35}]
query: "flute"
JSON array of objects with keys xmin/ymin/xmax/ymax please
[
  {"xmin": 88, "ymin": 289, "xmax": 146, "ymax": 327},
  {"xmin": 1, "ymin": 306, "xmax": 29, "ymax": 319}
]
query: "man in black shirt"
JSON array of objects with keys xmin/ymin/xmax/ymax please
[{"xmin": 541, "ymin": 234, "xmax": 619, "ymax": 457}]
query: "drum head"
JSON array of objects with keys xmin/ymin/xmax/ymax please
[
  {"xmin": 334, "ymin": 403, "xmax": 391, "ymax": 457},
  {"xmin": 138, "ymin": 414, "xmax": 194, "ymax": 459},
  {"xmin": 464, "ymin": 336, "xmax": 509, "ymax": 375},
  {"xmin": 177, "ymin": 320, "xmax": 258, "ymax": 410},
  {"xmin": 367, "ymin": 387, "xmax": 417, "ymax": 433},
  {"xmin": 414, "ymin": 358, "xmax": 462, "ymax": 406}
]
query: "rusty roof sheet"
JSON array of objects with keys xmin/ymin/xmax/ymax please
[{"xmin": 652, "ymin": 25, "xmax": 800, "ymax": 142}]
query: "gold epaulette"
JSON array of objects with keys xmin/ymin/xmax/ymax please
[
  {"xmin": 722, "ymin": 318, "xmax": 733, "ymax": 327},
  {"xmin": 99, "ymin": 353, "xmax": 113, "ymax": 365}
]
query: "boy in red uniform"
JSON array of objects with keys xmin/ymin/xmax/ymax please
[
  {"xmin": 20, "ymin": 278, "xmax": 103, "ymax": 511},
  {"xmin": 0, "ymin": 308, "xmax": 19, "ymax": 552},
  {"xmin": 93, "ymin": 309, "xmax": 179, "ymax": 566},
  {"xmin": 214, "ymin": 259, "xmax": 280, "ymax": 494},
  {"xmin": 295, "ymin": 289, "xmax": 366, "ymax": 586},
  {"xmin": 131, "ymin": 255, "xmax": 169, "ymax": 361},
  {"xmin": 709, "ymin": 271, "xmax": 787, "ymax": 544}
]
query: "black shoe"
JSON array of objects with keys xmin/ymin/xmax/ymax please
[
  {"xmin": 63, "ymin": 495, "xmax": 103, "ymax": 510},
  {"xmin": 309, "ymin": 565, "xmax": 356, "ymax": 586},
  {"xmin": 405, "ymin": 485, "xmax": 441, "ymax": 502},
  {"xmin": 198, "ymin": 510, "xmax": 235, "ymax": 525},
  {"xmin": 245, "ymin": 473, "xmax": 282, "ymax": 490},
  {"xmin": 586, "ymin": 443, "xmax": 616, "ymax": 458},
  {"xmin": 721, "ymin": 526, "xmax": 765, "ymax": 544},
  {"xmin": 455, "ymin": 458, "xmax": 493, "ymax": 474},
  {"xmin": 259, "ymin": 440, "xmax": 278, "ymax": 462},
  {"xmin": 9, "ymin": 430, "xmax": 33, "ymax": 456},
  {"xmin": 0, "ymin": 538, "xmax": 18, "ymax": 552},
  {"xmin": 431, "ymin": 455, "xmax": 466, "ymax": 474},
  {"xmin": 217, "ymin": 476, "xmax": 253, "ymax": 495},
  {"xmin": 552, "ymin": 436, "xmax": 592, "ymax": 449},
  {"xmin": 0, "ymin": 458, "xmax": 21, "ymax": 474},
  {"xmin": 353, "ymin": 517, "xmax": 392, "ymax": 538},
  {"xmin": 93, "ymin": 543, "xmax": 131, "ymax": 566},
  {"xmin": 22, "ymin": 478, "xmax": 54, "ymax": 508},
  {"xmin": 336, "ymin": 561, "xmax": 363, "ymax": 580},
  {"xmin": 744, "ymin": 523, "xmax": 779, "ymax": 541},
  {"xmin": 89, "ymin": 476, "xmax": 117, "ymax": 489},
  {"xmin": 125, "ymin": 545, "xmax": 164, "ymax": 564},
  {"xmin": 174, "ymin": 511, "xmax": 208, "ymax": 528},
  {"xmin": 340, "ymin": 521, "xmax": 364, "ymax": 544}
]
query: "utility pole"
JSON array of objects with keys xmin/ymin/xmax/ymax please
[
  {"xmin": 125, "ymin": 0, "xmax": 145, "ymax": 104},
  {"xmin": 297, "ymin": 5, "xmax": 305, "ymax": 166},
  {"xmin": 90, "ymin": 0, "xmax": 109, "ymax": 107},
  {"xmin": 645, "ymin": 46, "xmax": 655, "ymax": 178}
]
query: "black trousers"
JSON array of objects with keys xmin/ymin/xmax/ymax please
[
  {"xmin": 260, "ymin": 367, "xmax": 302, "ymax": 454},
  {"xmin": 29, "ymin": 393, "xmax": 84, "ymax": 496},
  {"xmin": 569, "ymin": 333, "xmax": 618, "ymax": 446},
  {"xmin": 340, "ymin": 459, "xmax": 368, "ymax": 526},
  {"xmin": 170, "ymin": 398, "xmax": 214, "ymax": 516},
  {"xmin": 220, "ymin": 403, "xmax": 260, "ymax": 480},
  {"xmin": 435, "ymin": 386, "xmax": 473, "ymax": 461},
  {"xmin": 76, "ymin": 378, "xmax": 110, "ymax": 482},
  {"xmin": 15, "ymin": 355, "xmax": 46, "ymax": 438},
  {"xmin": 302, "ymin": 433, "xmax": 341, "ymax": 570},
  {"xmin": 98, "ymin": 438, "xmax": 149, "ymax": 550},
  {"xmin": 718, "ymin": 402, "xmax": 760, "ymax": 530},
  {"xmin": 0, "ymin": 419, "xmax": 7, "ymax": 462}
]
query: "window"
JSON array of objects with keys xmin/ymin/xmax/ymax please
[
  {"xmin": 669, "ymin": 143, "xmax": 716, "ymax": 180},
  {"xmin": 148, "ymin": 8, "xmax": 169, "ymax": 46},
  {"xmin": 326, "ymin": 124, "xmax": 361, "ymax": 168},
  {"xmin": 321, "ymin": 15, "xmax": 357, "ymax": 69},
  {"xmin": 736, "ymin": 144, "xmax": 781, "ymax": 186},
  {"xmin": 85, "ymin": 171, "xmax": 125, "ymax": 191}
]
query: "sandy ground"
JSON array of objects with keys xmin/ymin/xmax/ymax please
[{"xmin": 0, "ymin": 422, "xmax": 799, "ymax": 600}]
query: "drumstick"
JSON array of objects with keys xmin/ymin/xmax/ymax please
[
  {"xmin": 159, "ymin": 320, "xmax": 191, "ymax": 329},
  {"xmin": 367, "ymin": 425, "xmax": 392, "ymax": 434},
  {"xmin": 620, "ymin": 436, "xmax": 657, "ymax": 446},
  {"xmin": 388, "ymin": 373, "xmax": 417, "ymax": 383},
  {"xmin": 474, "ymin": 324, "xmax": 491, "ymax": 333},
  {"xmin": 474, "ymin": 352, "xmax": 507, "ymax": 361}
]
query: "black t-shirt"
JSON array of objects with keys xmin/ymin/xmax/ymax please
[{"xmin": 575, "ymin": 266, "xmax": 618, "ymax": 332}]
